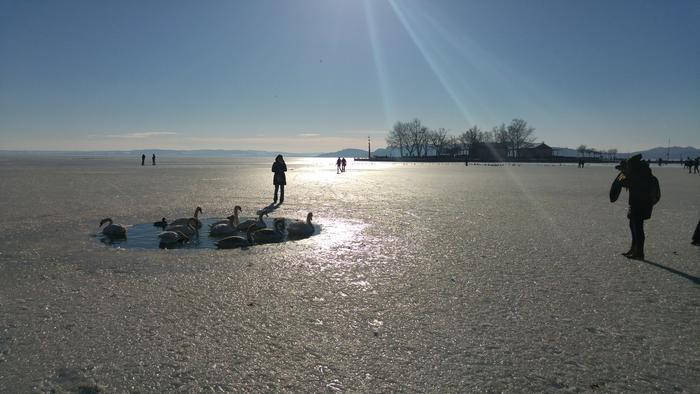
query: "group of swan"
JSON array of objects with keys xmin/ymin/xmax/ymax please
[
  {"xmin": 169, "ymin": 206, "xmax": 203, "ymax": 229},
  {"xmin": 158, "ymin": 217, "xmax": 198, "ymax": 246},
  {"xmin": 99, "ymin": 205, "xmax": 315, "ymax": 249},
  {"xmin": 99, "ymin": 218, "xmax": 127, "ymax": 238},
  {"xmin": 286, "ymin": 212, "xmax": 315, "ymax": 239},
  {"xmin": 208, "ymin": 205, "xmax": 266, "ymax": 237},
  {"xmin": 153, "ymin": 206, "xmax": 204, "ymax": 246},
  {"xmin": 211, "ymin": 207, "xmax": 313, "ymax": 249},
  {"xmin": 215, "ymin": 218, "xmax": 287, "ymax": 249}
]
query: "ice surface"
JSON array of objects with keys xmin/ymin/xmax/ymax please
[{"xmin": 0, "ymin": 156, "xmax": 698, "ymax": 391}]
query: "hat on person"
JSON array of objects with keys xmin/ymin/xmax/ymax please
[{"xmin": 627, "ymin": 154, "xmax": 645, "ymax": 170}]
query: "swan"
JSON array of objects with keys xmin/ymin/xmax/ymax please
[
  {"xmin": 251, "ymin": 218, "xmax": 286, "ymax": 244},
  {"xmin": 158, "ymin": 230, "xmax": 189, "ymax": 246},
  {"xmin": 237, "ymin": 211, "xmax": 267, "ymax": 231},
  {"xmin": 209, "ymin": 206, "xmax": 241, "ymax": 228},
  {"xmin": 215, "ymin": 226, "xmax": 255, "ymax": 249},
  {"xmin": 153, "ymin": 218, "xmax": 168, "ymax": 228},
  {"xmin": 170, "ymin": 206, "xmax": 203, "ymax": 229},
  {"xmin": 209, "ymin": 214, "xmax": 240, "ymax": 237},
  {"xmin": 100, "ymin": 218, "xmax": 127, "ymax": 238},
  {"xmin": 286, "ymin": 212, "xmax": 314, "ymax": 239},
  {"xmin": 165, "ymin": 218, "xmax": 198, "ymax": 237}
]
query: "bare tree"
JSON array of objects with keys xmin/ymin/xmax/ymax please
[
  {"xmin": 386, "ymin": 121, "xmax": 409, "ymax": 158},
  {"xmin": 493, "ymin": 123, "xmax": 509, "ymax": 156},
  {"xmin": 428, "ymin": 128, "xmax": 448, "ymax": 157},
  {"xmin": 507, "ymin": 118, "xmax": 535, "ymax": 159},
  {"xmin": 444, "ymin": 136, "xmax": 461, "ymax": 157},
  {"xmin": 460, "ymin": 125, "xmax": 484, "ymax": 157},
  {"xmin": 457, "ymin": 132, "xmax": 469, "ymax": 157},
  {"xmin": 577, "ymin": 145, "xmax": 587, "ymax": 157},
  {"xmin": 386, "ymin": 117, "xmax": 536, "ymax": 161},
  {"xmin": 420, "ymin": 127, "xmax": 430, "ymax": 157},
  {"xmin": 590, "ymin": 147, "xmax": 599, "ymax": 160},
  {"xmin": 406, "ymin": 118, "xmax": 427, "ymax": 157}
]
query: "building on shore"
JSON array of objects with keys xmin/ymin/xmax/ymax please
[
  {"xmin": 518, "ymin": 143, "xmax": 553, "ymax": 160},
  {"xmin": 470, "ymin": 142, "xmax": 508, "ymax": 161}
]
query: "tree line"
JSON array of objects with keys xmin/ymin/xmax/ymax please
[
  {"xmin": 576, "ymin": 145, "xmax": 618, "ymax": 161},
  {"xmin": 385, "ymin": 118, "xmax": 536, "ymax": 159}
]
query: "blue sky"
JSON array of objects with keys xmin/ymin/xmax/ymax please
[{"xmin": 1, "ymin": 0, "xmax": 698, "ymax": 152}]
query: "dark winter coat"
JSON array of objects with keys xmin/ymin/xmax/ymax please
[
  {"xmin": 272, "ymin": 161, "xmax": 287, "ymax": 185},
  {"xmin": 620, "ymin": 169, "xmax": 659, "ymax": 220}
]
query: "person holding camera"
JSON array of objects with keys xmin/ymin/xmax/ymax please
[{"xmin": 610, "ymin": 155, "xmax": 660, "ymax": 260}]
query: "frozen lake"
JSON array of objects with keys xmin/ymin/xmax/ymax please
[{"xmin": 0, "ymin": 156, "xmax": 698, "ymax": 392}]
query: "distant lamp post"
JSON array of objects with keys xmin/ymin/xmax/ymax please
[{"xmin": 368, "ymin": 136, "xmax": 371, "ymax": 159}]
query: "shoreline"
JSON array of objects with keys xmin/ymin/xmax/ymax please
[{"xmin": 353, "ymin": 157, "xmax": 684, "ymax": 164}]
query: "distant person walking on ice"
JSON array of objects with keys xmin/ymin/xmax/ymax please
[
  {"xmin": 341, "ymin": 157, "xmax": 347, "ymax": 172},
  {"xmin": 141, "ymin": 154, "xmax": 145, "ymax": 166},
  {"xmin": 609, "ymin": 155, "xmax": 660, "ymax": 260},
  {"xmin": 152, "ymin": 154, "xmax": 156, "ymax": 166},
  {"xmin": 272, "ymin": 154, "xmax": 287, "ymax": 204},
  {"xmin": 336, "ymin": 157, "xmax": 342, "ymax": 174}
]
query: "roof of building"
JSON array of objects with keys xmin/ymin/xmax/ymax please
[{"xmin": 522, "ymin": 142, "xmax": 551, "ymax": 150}]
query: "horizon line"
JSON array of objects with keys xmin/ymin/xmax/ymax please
[{"xmin": 0, "ymin": 144, "xmax": 698, "ymax": 155}]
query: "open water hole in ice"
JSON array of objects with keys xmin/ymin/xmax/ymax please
[{"xmin": 96, "ymin": 217, "xmax": 323, "ymax": 250}]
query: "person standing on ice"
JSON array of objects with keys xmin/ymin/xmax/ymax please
[
  {"xmin": 141, "ymin": 154, "xmax": 145, "ymax": 166},
  {"xmin": 609, "ymin": 154, "xmax": 660, "ymax": 260},
  {"xmin": 272, "ymin": 154, "xmax": 287, "ymax": 205},
  {"xmin": 336, "ymin": 157, "xmax": 342, "ymax": 174}
]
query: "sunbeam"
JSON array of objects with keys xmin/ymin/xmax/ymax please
[
  {"xmin": 419, "ymin": 10, "xmax": 559, "ymax": 122},
  {"xmin": 387, "ymin": 0, "xmax": 477, "ymax": 124},
  {"xmin": 385, "ymin": 1, "xmax": 573, "ymax": 245},
  {"xmin": 363, "ymin": 0, "xmax": 395, "ymax": 128}
]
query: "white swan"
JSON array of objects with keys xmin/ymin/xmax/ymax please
[
  {"xmin": 209, "ymin": 214, "xmax": 240, "ymax": 237},
  {"xmin": 237, "ymin": 211, "xmax": 266, "ymax": 231},
  {"xmin": 158, "ymin": 230, "xmax": 189, "ymax": 246},
  {"xmin": 170, "ymin": 206, "xmax": 203, "ymax": 229},
  {"xmin": 215, "ymin": 226, "xmax": 255, "ymax": 249},
  {"xmin": 100, "ymin": 218, "xmax": 127, "ymax": 238},
  {"xmin": 251, "ymin": 218, "xmax": 286, "ymax": 244},
  {"xmin": 165, "ymin": 218, "xmax": 198, "ymax": 237},
  {"xmin": 286, "ymin": 212, "xmax": 314, "ymax": 239},
  {"xmin": 209, "ymin": 206, "xmax": 241, "ymax": 228}
]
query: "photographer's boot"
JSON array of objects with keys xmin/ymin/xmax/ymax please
[
  {"xmin": 622, "ymin": 244, "xmax": 635, "ymax": 257},
  {"xmin": 629, "ymin": 247, "xmax": 644, "ymax": 260}
]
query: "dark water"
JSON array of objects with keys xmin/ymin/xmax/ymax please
[{"xmin": 98, "ymin": 217, "xmax": 319, "ymax": 250}]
